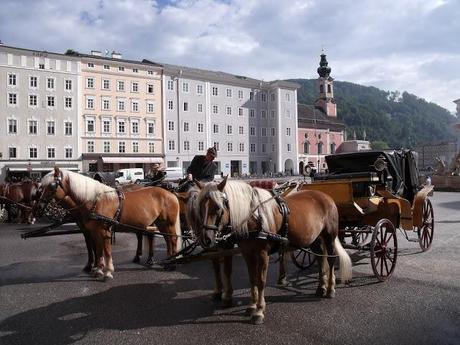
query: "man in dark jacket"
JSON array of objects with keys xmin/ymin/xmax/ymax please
[
  {"xmin": 186, "ymin": 147, "xmax": 218, "ymax": 182},
  {"xmin": 145, "ymin": 163, "xmax": 165, "ymax": 186}
]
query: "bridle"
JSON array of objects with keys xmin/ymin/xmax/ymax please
[{"xmin": 202, "ymin": 191, "xmax": 231, "ymax": 238}]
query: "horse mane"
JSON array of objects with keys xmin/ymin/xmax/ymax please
[
  {"xmin": 185, "ymin": 184, "xmax": 203, "ymax": 236},
  {"xmin": 196, "ymin": 180, "xmax": 277, "ymax": 235},
  {"xmin": 42, "ymin": 170, "xmax": 116, "ymax": 203}
]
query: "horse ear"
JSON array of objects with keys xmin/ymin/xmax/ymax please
[
  {"xmin": 217, "ymin": 175, "xmax": 228, "ymax": 192},
  {"xmin": 54, "ymin": 166, "xmax": 60, "ymax": 177},
  {"xmin": 194, "ymin": 179, "xmax": 205, "ymax": 190}
]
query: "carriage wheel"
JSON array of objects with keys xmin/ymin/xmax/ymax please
[
  {"xmin": 417, "ymin": 198, "xmax": 434, "ymax": 252},
  {"xmin": 370, "ymin": 219, "xmax": 398, "ymax": 282},
  {"xmin": 290, "ymin": 248, "xmax": 316, "ymax": 270}
]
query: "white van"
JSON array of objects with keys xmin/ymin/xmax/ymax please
[
  {"xmin": 164, "ymin": 167, "xmax": 184, "ymax": 181},
  {"xmin": 115, "ymin": 168, "xmax": 144, "ymax": 185}
]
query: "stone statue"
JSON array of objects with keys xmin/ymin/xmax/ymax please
[{"xmin": 434, "ymin": 157, "xmax": 446, "ymax": 175}]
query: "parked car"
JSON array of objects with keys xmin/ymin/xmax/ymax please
[
  {"xmin": 164, "ymin": 167, "xmax": 184, "ymax": 181},
  {"xmin": 115, "ymin": 168, "xmax": 144, "ymax": 185}
]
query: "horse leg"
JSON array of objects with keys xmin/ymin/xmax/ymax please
[
  {"xmin": 277, "ymin": 250, "xmax": 288, "ymax": 286},
  {"xmin": 82, "ymin": 229, "xmax": 95, "ymax": 273},
  {"xmin": 326, "ymin": 236, "xmax": 337, "ymax": 298},
  {"xmin": 252, "ymin": 247, "xmax": 269, "ymax": 325},
  {"xmin": 146, "ymin": 234, "xmax": 156, "ymax": 266},
  {"xmin": 240, "ymin": 246, "xmax": 258, "ymax": 318},
  {"xmin": 92, "ymin": 231, "xmax": 105, "ymax": 279},
  {"xmin": 316, "ymin": 237, "xmax": 329, "ymax": 297},
  {"xmin": 211, "ymin": 258, "xmax": 223, "ymax": 301},
  {"xmin": 221, "ymin": 255, "xmax": 233, "ymax": 308},
  {"xmin": 102, "ymin": 229, "xmax": 114, "ymax": 280},
  {"xmin": 133, "ymin": 232, "xmax": 142, "ymax": 263}
]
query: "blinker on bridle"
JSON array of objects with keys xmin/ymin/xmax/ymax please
[{"xmin": 202, "ymin": 192, "xmax": 229, "ymax": 233}]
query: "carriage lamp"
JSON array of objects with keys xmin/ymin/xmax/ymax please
[{"xmin": 373, "ymin": 157, "xmax": 387, "ymax": 172}]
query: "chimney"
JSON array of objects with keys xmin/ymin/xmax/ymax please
[
  {"xmin": 91, "ymin": 50, "xmax": 102, "ymax": 56},
  {"xmin": 111, "ymin": 51, "xmax": 122, "ymax": 59}
]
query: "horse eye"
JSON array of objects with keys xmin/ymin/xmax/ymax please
[{"xmin": 49, "ymin": 183, "xmax": 57, "ymax": 192}]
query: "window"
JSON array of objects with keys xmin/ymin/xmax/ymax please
[
  {"xmin": 212, "ymin": 86, "xmax": 218, "ymax": 96},
  {"xmin": 227, "ymin": 142, "xmax": 233, "ymax": 152},
  {"xmin": 168, "ymin": 121, "xmax": 175, "ymax": 131},
  {"xmin": 250, "ymin": 127, "xmax": 255, "ymax": 136},
  {"xmin": 132, "ymin": 101, "xmax": 139, "ymax": 112},
  {"xmin": 183, "ymin": 122, "xmax": 189, "ymax": 132},
  {"xmin": 8, "ymin": 74, "xmax": 17, "ymax": 86},
  {"xmin": 262, "ymin": 144, "xmax": 266, "ymax": 153},
  {"xmin": 102, "ymin": 99, "xmax": 110, "ymax": 110},
  {"xmin": 182, "ymin": 82, "xmax": 189, "ymax": 93},
  {"xmin": 9, "ymin": 147, "xmax": 17, "ymax": 158},
  {"xmin": 197, "ymin": 123, "xmax": 204, "ymax": 132},
  {"xmin": 261, "ymin": 110, "xmax": 266, "ymax": 118},
  {"xmin": 118, "ymin": 120, "xmax": 126, "ymax": 133},
  {"xmin": 65, "ymin": 122, "xmax": 72, "ymax": 136},
  {"xmin": 147, "ymin": 84, "xmax": 154, "ymax": 94},
  {"xmin": 30, "ymin": 76, "xmax": 38, "ymax": 88},
  {"xmin": 39, "ymin": 64, "xmax": 45, "ymax": 70},
  {"xmin": 239, "ymin": 126, "xmax": 244, "ymax": 134},
  {"xmin": 87, "ymin": 119, "xmax": 95, "ymax": 133},
  {"xmin": 261, "ymin": 93, "xmax": 267, "ymax": 102},
  {"xmin": 183, "ymin": 102, "xmax": 189, "ymax": 111},
  {"xmin": 249, "ymin": 109, "xmax": 255, "ymax": 118},
  {"xmin": 65, "ymin": 147, "xmax": 73, "ymax": 158},
  {"xmin": 118, "ymin": 66, "xmax": 124, "ymax": 71},
  {"xmin": 261, "ymin": 128, "xmax": 267, "ymax": 137},
  {"xmin": 29, "ymin": 120, "xmax": 38, "ymax": 135},
  {"xmin": 132, "ymin": 68, "xmax": 138, "ymax": 73},
  {"xmin": 131, "ymin": 82, "xmax": 139, "ymax": 92},
  {"xmin": 103, "ymin": 120, "xmax": 111, "ymax": 133},
  {"xmin": 65, "ymin": 80, "xmax": 72, "ymax": 91},
  {"xmin": 271, "ymin": 110, "xmax": 275, "ymax": 118},
  {"xmin": 65, "ymin": 97, "xmax": 72, "ymax": 109},
  {"xmin": 272, "ymin": 144, "xmax": 276, "ymax": 152},
  {"xmin": 8, "ymin": 93, "xmax": 17, "ymax": 105},
  {"xmin": 327, "ymin": 85, "xmax": 332, "ymax": 93},
  {"xmin": 213, "ymin": 142, "xmax": 220, "ymax": 151},
  {"xmin": 148, "ymin": 70, "xmax": 154, "ymax": 75},
  {"xmin": 118, "ymin": 100, "xmax": 125, "ymax": 111},
  {"xmin": 330, "ymin": 143, "xmax": 336, "ymax": 154},
  {"xmin": 102, "ymin": 79, "xmax": 110, "ymax": 90},
  {"xmin": 87, "ymin": 141, "xmax": 95, "ymax": 153},
  {"xmin": 86, "ymin": 78, "xmax": 94, "ymax": 88},
  {"xmin": 212, "ymin": 105, "xmax": 218, "ymax": 114},
  {"xmin": 29, "ymin": 95, "xmax": 37, "ymax": 106},
  {"xmin": 29, "ymin": 147, "xmax": 38, "ymax": 159},
  {"xmin": 103, "ymin": 141, "xmax": 110, "ymax": 153},
  {"xmin": 118, "ymin": 142, "xmax": 126, "ymax": 153},
  {"xmin": 148, "ymin": 142, "xmax": 155, "ymax": 153},
  {"xmin": 286, "ymin": 128, "xmax": 291, "ymax": 136},
  {"xmin": 132, "ymin": 121, "xmax": 139, "ymax": 134},
  {"xmin": 238, "ymin": 108, "xmax": 243, "ymax": 116},
  {"xmin": 213, "ymin": 124, "xmax": 219, "ymax": 134},
  {"xmin": 287, "ymin": 143, "xmax": 291, "ymax": 152},
  {"xmin": 184, "ymin": 141, "xmax": 190, "ymax": 151},
  {"xmin": 249, "ymin": 91, "xmax": 254, "ymax": 100},
  {"xmin": 317, "ymin": 142, "xmax": 323, "ymax": 155},
  {"xmin": 198, "ymin": 141, "xmax": 204, "ymax": 151},
  {"xmin": 227, "ymin": 125, "xmax": 232, "ymax": 134},
  {"xmin": 87, "ymin": 62, "xmax": 94, "ymax": 68},
  {"xmin": 87, "ymin": 97, "xmax": 94, "ymax": 109},
  {"xmin": 103, "ymin": 64, "xmax": 110, "ymax": 70},
  {"xmin": 303, "ymin": 142, "xmax": 309, "ymax": 154},
  {"xmin": 47, "ymin": 121, "xmax": 55, "ymax": 135},
  {"xmin": 270, "ymin": 93, "xmax": 275, "ymax": 101},
  {"xmin": 168, "ymin": 140, "xmax": 175, "ymax": 150},
  {"xmin": 250, "ymin": 143, "xmax": 256, "ymax": 152},
  {"xmin": 167, "ymin": 80, "xmax": 174, "ymax": 90},
  {"xmin": 132, "ymin": 142, "xmax": 139, "ymax": 153},
  {"xmin": 238, "ymin": 90, "xmax": 243, "ymax": 99},
  {"xmin": 8, "ymin": 119, "xmax": 17, "ymax": 134},
  {"xmin": 271, "ymin": 128, "xmax": 276, "ymax": 136},
  {"xmin": 197, "ymin": 103, "xmax": 203, "ymax": 112},
  {"xmin": 47, "ymin": 96, "xmax": 55, "ymax": 107},
  {"xmin": 226, "ymin": 106, "xmax": 232, "ymax": 115},
  {"xmin": 117, "ymin": 80, "xmax": 125, "ymax": 91},
  {"xmin": 286, "ymin": 109, "xmax": 291, "ymax": 118},
  {"xmin": 239, "ymin": 143, "xmax": 244, "ymax": 152},
  {"xmin": 226, "ymin": 88, "xmax": 232, "ymax": 97},
  {"xmin": 47, "ymin": 78, "xmax": 55, "ymax": 90},
  {"xmin": 197, "ymin": 84, "xmax": 203, "ymax": 94},
  {"xmin": 168, "ymin": 100, "xmax": 174, "ymax": 110},
  {"xmin": 286, "ymin": 93, "xmax": 291, "ymax": 101},
  {"xmin": 147, "ymin": 122, "xmax": 155, "ymax": 135}
]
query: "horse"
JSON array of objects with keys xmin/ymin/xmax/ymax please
[
  {"xmin": 191, "ymin": 177, "xmax": 352, "ymax": 324},
  {"xmin": 0, "ymin": 180, "xmax": 40, "ymax": 224},
  {"xmin": 36, "ymin": 167, "xmax": 182, "ymax": 280}
]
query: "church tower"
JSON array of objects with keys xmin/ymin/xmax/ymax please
[{"xmin": 315, "ymin": 53, "xmax": 337, "ymax": 117}]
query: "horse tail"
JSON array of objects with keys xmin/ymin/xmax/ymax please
[
  {"xmin": 334, "ymin": 237, "xmax": 352, "ymax": 283},
  {"xmin": 174, "ymin": 209, "xmax": 182, "ymax": 253}
]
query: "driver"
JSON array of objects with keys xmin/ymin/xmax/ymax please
[{"xmin": 186, "ymin": 147, "xmax": 218, "ymax": 182}]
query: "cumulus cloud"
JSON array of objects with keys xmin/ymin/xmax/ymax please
[{"xmin": 0, "ymin": 0, "xmax": 458, "ymax": 112}]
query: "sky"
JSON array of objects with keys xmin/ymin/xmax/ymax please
[{"xmin": 1, "ymin": 0, "xmax": 459, "ymax": 113}]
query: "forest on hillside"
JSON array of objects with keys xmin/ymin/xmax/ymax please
[{"xmin": 290, "ymin": 79, "xmax": 458, "ymax": 149}]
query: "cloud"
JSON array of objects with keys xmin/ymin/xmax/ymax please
[{"xmin": 0, "ymin": 0, "xmax": 458, "ymax": 113}]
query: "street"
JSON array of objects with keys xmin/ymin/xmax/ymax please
[{"xmin": 0, "ymin": 192, "xmax": 459, "ymax": 345}]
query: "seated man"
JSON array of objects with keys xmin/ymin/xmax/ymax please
[
  {"xmin": 186, "ymin": 147, "xmax": 218, "ymax": 182},
  {"xmin": 145, "ymin": 163, "xmax": 165, "ymax": 186}
]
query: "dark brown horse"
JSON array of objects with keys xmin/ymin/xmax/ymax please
[
  {"xmin": 0, "ymin": 180, "xmax": 40, "ymax": 224},
  {"xmin": 37, "ymin": 167, "xmax": 182, "ymax": 279},
  {"xmin": 191, "ymin": 177, "xmax": 352, "ymax": 324}
]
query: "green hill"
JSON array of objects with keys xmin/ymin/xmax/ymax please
[{"xmin": 290, "ymin": 79, "xmax": 458, "ymax": 149}]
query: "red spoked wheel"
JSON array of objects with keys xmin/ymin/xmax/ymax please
[
  {"xmin": 290, "ymin": 248, "xmax": 316, "ymax": 270},
  {"xmin": 417, "ymin": 198, "xmax": 434, "ymax": 252},
  {"xmin": 370, "ymin": 219, "xmax": 398, "ymax": 282}
]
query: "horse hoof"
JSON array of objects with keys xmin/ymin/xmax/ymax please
[
  {"xmin": 221, "ymin": 298, "xmax": 233, "ymax": 308},
  {"xmin": 251, "ymin": 314, "xmax": 264, "ymax": 325},
  {"xmin": 82, "ymin": 265, "xmax": 92, "ymax": 273},
  {"xmin": 326, "ymin": 290, "xmax": 336, "ymax": 299},
  {"xmin": 315, "ymin": 287, "xmax": 327, "ymax": 298},
  {"xmin": 211, "ymin": 292, "xmax": 222, "ymax": 301},
  {"xmin": 132, "ymin": 256, "xmax": 140, "ymax": 264},
  {"xmin": 104, "ymin": 272, "xmax": 114, "ymax": 281},
  {"xmin": 245, "ymin": 307, "xmax": 256, "ymax": 316},
  {"xmin": 93, "ymin": 269, "xmax": 104, "ymax": 278},
  {"xmin": 145, "ymin": 258, "xmax": 154, "ymax": 266}
]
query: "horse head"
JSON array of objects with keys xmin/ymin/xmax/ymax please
[{"xmin": 33, "ymin": 167, "xmax": 68, "ymax": 217}]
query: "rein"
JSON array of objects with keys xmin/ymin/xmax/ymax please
[{"xmin": 0, "ymin": 195, "xmax": 33, "ymax": 210}]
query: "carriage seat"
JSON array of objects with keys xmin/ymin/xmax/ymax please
[{"xmin": 249, "ymin": 180, "xmax": 278, "ymax": 190}]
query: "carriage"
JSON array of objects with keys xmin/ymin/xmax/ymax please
[{"xmin": 291, "ymin": 149, "xmax": 434, "ymax": 281}]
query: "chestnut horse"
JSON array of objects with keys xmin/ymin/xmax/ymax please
[
  {"xmin": 191, "ymin": 177, "xmax": 352, "ymax": 324},
  {"xmin": 37, "ymin": 167, "xmax": 181, "ymax": 279},
  {"xmin": 0, "ymin": 181, "xmax": 39, "ymax": 224}
]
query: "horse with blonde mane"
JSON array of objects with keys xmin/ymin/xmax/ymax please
[
  {"xmin": 191, "ymin": 177, "xmax": 352, "ymax": 324},
  {"xmin": 36, "ymin": 167, "xmax": 181, "ymax": 279}
]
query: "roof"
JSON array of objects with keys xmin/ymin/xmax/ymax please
[
  {"xmin": 75, "ymin": 53, "xmax": 163, "ymax": 68},
  {"xmin": 297, "ymin": 103, "xmax": 345, "ymax": 131},
  {"xmin": 0, "ymin": 44, "xmax": 80, "ymax": 60}
]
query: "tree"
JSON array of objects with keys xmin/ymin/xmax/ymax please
[
  {"xmin": 371, "ymin": 140, "xmax": 390, "ymax": 150},
  {"xmin": 65, "ymin": 49, "xmax": 78, "ymax": 56}
]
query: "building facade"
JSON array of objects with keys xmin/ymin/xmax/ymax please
[
  {"xmin": 0, "ymin": 45, "xmax": 80, "ymax": 181},
  {"xmin": 159, "ymin": 63, "xmax": 299, "ymax": 176},
  {"xmin": 297, "ymin": 54, "xmax": 345, "ymax": 174},
  {"xmin": 76, "ymin": 52, "xmax": 164, "ymax": 172}
]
